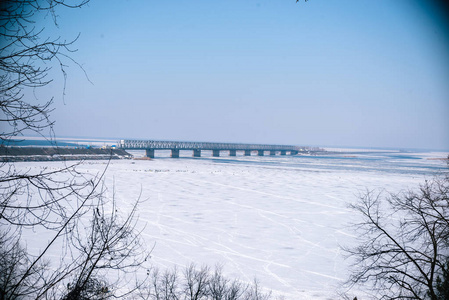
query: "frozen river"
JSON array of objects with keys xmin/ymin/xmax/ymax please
[{"xmin": 17, "ymin": 150, "xmax": 448, "ymax": 299}]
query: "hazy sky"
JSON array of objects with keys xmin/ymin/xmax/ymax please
[{"xmin": 30, "ymin": 0, "xmax": 449, "ymax": 149}]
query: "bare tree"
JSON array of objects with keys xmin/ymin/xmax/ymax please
[
  {"xmin": 1, "ymin": 1, "xmax": 151, "ymax": 299},
  {"xmin": 60, "ymin": 195, "xmax": 149, "ymax": 299},
  {"xmin": 184, "ymin": 264, "xmax": 210, "ymax": 300},
  {"xmin": 0, "ymin": 179, "xmax": 150, "ymax": 299},
  {"xmin": 208, "ymin": 265, "xmax": 245, "ymax": 300},
  {"xmin": 0, "ymin": 0, "xmax": 97, "ymax": 233},
  {"xmin": 344, "ymin": 174, "xmax": 449, "ymax": 300},
  {"xmin": 143, "ymin": 266, "xmax": 181, "ymax": 300},
  {"xmin": 0, "ymin": 0, "xmax": 91, "ymax": 142}
]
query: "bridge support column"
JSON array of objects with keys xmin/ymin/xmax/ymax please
[
  {"xmin": 193, "ymin": 149, "xmax": 201, "ymax": 157},
  {"xmin": 290, "ymin": 151, "xmax": 298, "ymax": 155},
  {"xmin": 280, "ymin": 150, "xmax": 286, "ymax": 155},
  {"xmin": 145, "ymin": 149, "xmax": 154, "ymax": 158},
  {"xmin": 229, "ymin": 150, "xmax": 236, "ymax": 156},
  {"xmin": 213, "ymin": 150, "xmax": 220, "ymax": 157},
  {"xmin": 171, "ymin": 149, "xmax": 179, "ymax": 158},
  {"xmin": 244, "ymin": 150, "xmax": 251, "ymax": 156},
  {"xmin": 258, "ymin": 150, "xmax": 264, "ymax": 156},
  {"xmin": 270, "ymin": 151, "xmax": 276, "ymax": 156}
]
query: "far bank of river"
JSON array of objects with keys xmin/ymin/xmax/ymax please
[{"xmin": 0, "ymin": 147, "xmax": 132, "ymax": 162}]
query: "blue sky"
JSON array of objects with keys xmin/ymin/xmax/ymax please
[{"xmin": 32, "ymin": 0, "xmax": 449, "ymax": 149}]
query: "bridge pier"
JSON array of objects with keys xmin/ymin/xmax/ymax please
[
  {"xmin": 145, "ymin": 149, "xmax": 154, "ymax": 158},
  {"xmin": 258, "ymin": 150, "xmax": 264, "ymax": 156},
  {"xmin": 290, "ymin": 151, "xmax": 298, "ymax": 155},
  {"xmin": 171, "ymin": 149, "xmax": 179, "ymax": 158},
  {"xmin": 193, "ymin": 149, "xmax": 201, "ymax": 157},
  {"xmin": 212, "ymin": 150, "xmax": 220, "ymax": 157},
  {"xmin": 244, "ymin": 150, "xmax": 251, "ymax": 156},
  {"xmin": 270, "ymin": 150, "xmax": 276, "ymax": 156},
  {"xmin": 280, "ymin": 150, "xmax": 286, "ymax": 155},
  {"xmin": 229, "ymin": 150, "xmax": 236, "ymax": 156}
]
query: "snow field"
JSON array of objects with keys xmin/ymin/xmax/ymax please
[{"xmin": 12, "ymin": 152, "xmax": 447, "ymax": 299}]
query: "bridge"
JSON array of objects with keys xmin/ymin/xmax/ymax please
[{"xmin": 118, "ymin": 139, "xmax": 307, "ymax": 158}]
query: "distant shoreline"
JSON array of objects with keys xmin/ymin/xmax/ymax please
[{"xmin": 0, "ymin": 147, "xmax": 132, "ymax": 162}]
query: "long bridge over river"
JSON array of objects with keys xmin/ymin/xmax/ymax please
[{"xmin": 118, "ymin": 139, "xmax": 310, "ymax": 158}]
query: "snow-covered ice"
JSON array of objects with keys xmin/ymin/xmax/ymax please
[{"xmin": 11, "ymin": 151, "xmax": 448, "ymax": 299}]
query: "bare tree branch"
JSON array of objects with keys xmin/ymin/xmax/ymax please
[{"xmin": 344, "ymin": 174, "xmax": 449, "ymax": 300}]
